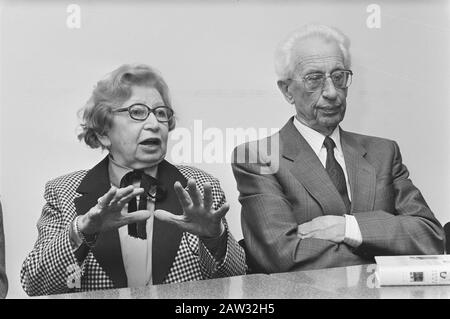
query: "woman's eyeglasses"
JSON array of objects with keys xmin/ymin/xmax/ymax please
[{"xmin": 114, "ymin": 104, "xmax": 174, "ymax": 122}]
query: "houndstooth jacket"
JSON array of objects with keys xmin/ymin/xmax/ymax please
[{"xmin": 21, "ymin": 157, "xmax": 246, "ymax": 296}]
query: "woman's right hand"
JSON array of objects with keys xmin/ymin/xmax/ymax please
[{"xmin": 78, "ymin": 185, "xmax": 151, "ymax": 235}]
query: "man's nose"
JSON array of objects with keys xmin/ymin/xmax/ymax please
[
  {"xmin": 322, "ymin": 77, "xmax": 338, "ymax": 100},
  {"xmin": 143, "ymin": 112, "xmax": 160, "ymax": 131}
]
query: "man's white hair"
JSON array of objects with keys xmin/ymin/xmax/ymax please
[{"xmin": 274, "ymin": 24, "xmax": 351, "ymax": 81}]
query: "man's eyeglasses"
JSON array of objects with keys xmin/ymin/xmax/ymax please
[
  {"xmin": 114, "ymin": 104, "xmax": 174, "ymax": 122},
  {"xmin": 293, "ymin": 70, "xmax": 353, "ymax": 92}
]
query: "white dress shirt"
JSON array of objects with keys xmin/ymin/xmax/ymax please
[
  {"xmin": 293, "ymin": 117, "xmax": 362, "ymax": 247},
  {"xmin": 108, "ymin": 157, "xmax": 156, "ymax": 287}
]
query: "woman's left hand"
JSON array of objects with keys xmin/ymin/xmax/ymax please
[{"xmin": 154, "ymin": 179, "xmax": 228, "ymax": 238}]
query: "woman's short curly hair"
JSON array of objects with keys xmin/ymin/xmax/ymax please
[{"xmin": 78, "ymin": 64, "xmax": 176, "ymax": 149}]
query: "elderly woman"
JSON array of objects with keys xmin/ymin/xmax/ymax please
[{"xmin": 21, "ymin": 64, "xmax": 246, "ymax": 296}]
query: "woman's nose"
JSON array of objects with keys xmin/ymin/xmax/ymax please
[{"xmin": 143, "ymin": 112, "xmax": 160, "ymax": 131}]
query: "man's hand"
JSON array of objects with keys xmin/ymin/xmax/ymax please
[
  {"xmin": 297, "ymin": 215, "xmax": 346, "ymax": 243},
  {"xmin": 154, "ymin": 179, "xmax": 227, "ymax": 238},
  {"xmin": 78, "ymin": 186, "xmax": 151, "ymax": 235}
]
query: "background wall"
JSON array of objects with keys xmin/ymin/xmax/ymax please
[{"xmin": 1, "ymin": 0, "xmax": 449, "ymax": 298}]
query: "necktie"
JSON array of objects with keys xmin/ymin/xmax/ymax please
[
  {"xmin": 120, "ymin": 170, "xmax": 159, "ymax": 239},
  {"xmin": 323, "ymin": 136, "xmax": 351, "ymax": 213}
]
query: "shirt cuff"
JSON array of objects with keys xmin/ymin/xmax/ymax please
[{"xmin": 344, "ymin": 214, "xmax": 363, "ymax": 248}]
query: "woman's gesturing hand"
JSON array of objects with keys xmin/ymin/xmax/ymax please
[
  {"xmin": 78, "ymin": 185, "xmax": 152, "ymax": 235},
  {"xmin": 154, "ymin": 179, "xmax": 228, "ymax": 238}
]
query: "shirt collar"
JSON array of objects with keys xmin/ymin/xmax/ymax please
[
  {"xmin": 293, "ymin": 116, "xmax": 343, "ymax": 156},
  {"xmin": 108, "ymin": 156, "xmax": 158, "ymax": 188}
]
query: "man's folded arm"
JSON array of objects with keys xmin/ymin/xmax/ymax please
[
  {"xmin": 232, "ymin": 151, "xmax": 362, "ymax": 273},
  {"xmin": 354, "ymin": 141, "xmax": 445, "ymax": 257}
]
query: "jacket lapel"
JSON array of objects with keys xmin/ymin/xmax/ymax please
[
  {"xmin": 280, "ymin": 118, "xmax": 347, "ymax": 216},
  {"xmin": 340, "ymin": 130, "xmax": 376, "ymax": 213},
  {"xmin": 152, "ymin": 160, "xmax": 185, "ymax": 284},
  {"xmin": 74, "ymin": 156, "xmax": 128, "ymax": 288}
]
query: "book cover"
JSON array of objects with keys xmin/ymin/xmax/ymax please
[{"xmin": 375, "ymin": 255, "xmax": 450, "ymax": 286}]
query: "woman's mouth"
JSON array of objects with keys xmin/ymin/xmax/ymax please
[{"xmin": 139, "ymin": 138, "xmax": 162, "ymax": 147}]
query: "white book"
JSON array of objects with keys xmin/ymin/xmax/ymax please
[{"xmin": 375, "ymin": 255, "xmax": 450, "ymax": 286}]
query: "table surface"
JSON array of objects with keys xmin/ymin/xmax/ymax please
[{"xmin": 39, "ymin": 264, "xmax": 450, "ymax": 299}]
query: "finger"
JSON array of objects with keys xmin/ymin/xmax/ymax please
[
  {"xmin": 311, "ymin": 216, "xmax": 328, "ymax": 228},
  {"xmin": 304, "ymin": 218, "xmax": 324, "ymax": 232},
  {"xmin": 109, "ymin": 185, "xmax": 135, "ymax": 206},
  {"xmin": 309, "ymin": 218, "xmax": 320, "ymax": 229},
  {"xmin": 123, "ymin": 209, "xmax": 152, "ymax": 225},
  {"xmin": 174, "ymin": 181, "xmax": 193, "ymax": 207},
  {"xmin": 203, "ymin": 183, "xmax": 213, "ymax": 211},
  {"xmin": 97, "ymin": 186, "xmax": 118, "ymax": 210},
  {"xmin": 115, "ymin": 185, "xmax": 135, "ymax": 198},
  {"xmin": 303, "ymin": 229, "xmax": 337, "ymax": 242},
  {"xmin": 117, "ymin": 188, "xmax": 144, "ymax": 206},
  {"xmin": 187, "ymin": 179, "xmax": 202, "ymax": 207},
  {"xmin": 213, "ymin": 202, "xmax": 229, "ymax": 220},
  {"xmin": 309, "ymin": 230, "xmax": 331, "ymax": 241},
  {"xmin": 297, "ymin": 222, "xmax": 313, "ymax": 235},
  {"xmin": 154, "ymin": 209, "xmax": 185, "ymax": 226},
  {"xmin": 299, "ymin": 231, "xmax": 316, "ymax": 239}
]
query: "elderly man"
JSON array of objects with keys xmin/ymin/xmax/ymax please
[
  {"xmin": 232, "ymin": 24, "xmax": 445, "ymax": 274},
  {"xmin": 0, "ymin": 201, "xmax": 7, "ymax": 298}
]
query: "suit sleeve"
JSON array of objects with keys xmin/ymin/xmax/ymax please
[
  {"xmin": 353, "ymin": 141, "xmax": 445, "ymax": 256},
  {"xmin": 232, "ymin": 145, "xmax": 364, "ymax": 273},
  {"xmin": 197, "ymin": 179, "xmax": 247, "ymax": 278},
  {"xmin": 20, "ymin": 181, "xmax": 88, "ymax": 296}
]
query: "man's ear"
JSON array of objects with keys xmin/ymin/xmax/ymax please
[
  {"xmin": 277, "ymin": 80, "xmax": 294, "ymax": 104},
  {"xmin": 95, "ymin": 132, "xmax": 111, "ymax": 149}
]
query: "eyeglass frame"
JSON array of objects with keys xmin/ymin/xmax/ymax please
[
  {"xmin": 113, "ymin": 103, "xmax": 174, "ymax": 122},
  {"xmin": 291, "ymin": 69, "xmax": 353, "ymax": 93}
]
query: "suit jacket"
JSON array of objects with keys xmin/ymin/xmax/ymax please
[
  {"xmin": 232, "ymin": 117, "xmax": 445, "ymax": 273},
  {"xmin": 21, "ymin": 157, "xmax": 246, "ymax": 296},
  {"xmin": 0, "ymin": 201, "xmax": 7, "ymax": 298}
]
